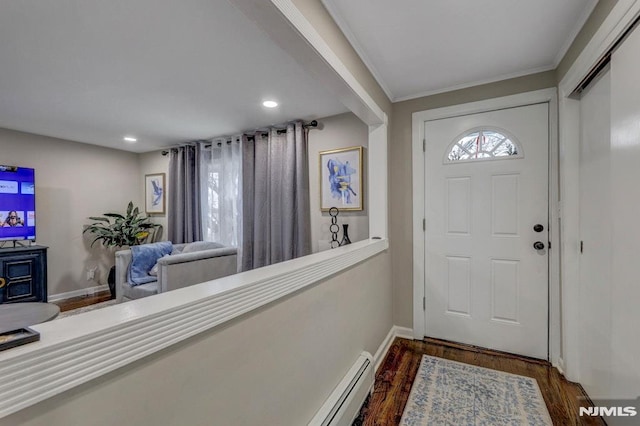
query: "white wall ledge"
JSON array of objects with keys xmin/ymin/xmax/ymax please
[{"xmin": 0, "ymin": 238, "xmax": 388, "ymax": 419}]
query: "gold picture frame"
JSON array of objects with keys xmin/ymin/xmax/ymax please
[{"xmin": 319, "ymin": 146, "xmax": 364, "ymax": 211}]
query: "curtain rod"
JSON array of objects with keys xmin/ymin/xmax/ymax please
[{"xmin": 161, "ymin": 120, "xmax": 318, "ymax": 156}]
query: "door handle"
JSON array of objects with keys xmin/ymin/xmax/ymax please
[
  {"xmin": 0, "ymin": 278, "xmax": 5, "ymax": 288},
  {"xmin": 533, "ymin": 224, "xmax": 544, "ymax": 232},
  {"xmin": 533, "ymin": 241, "xmax": 545, "ymax": 250}
]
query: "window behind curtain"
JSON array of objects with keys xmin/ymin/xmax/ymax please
[{"xmin": 200, "ymin": 139, "xmax": 242, "ymax": 247}]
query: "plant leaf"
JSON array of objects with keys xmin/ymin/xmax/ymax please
[
  {"xmin": 103, "ymin": 213, "xmax": 125, "ymax": 219},
  {"xmin": 88, "ymin": 216, "xmax": 110, "ymax": 222}
]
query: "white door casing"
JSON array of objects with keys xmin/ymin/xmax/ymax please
[{"xmin": 424, "ymin": 103, "xmax": 549, "ymax": 359}]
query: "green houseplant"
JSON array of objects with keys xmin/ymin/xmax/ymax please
[
  {"xmin": 83, "ymin": 201, "xmax": 156, "ymax": 248},
  {"xmin": 83, "ymin": 201, "xmax": 158, "ymax": 298}
]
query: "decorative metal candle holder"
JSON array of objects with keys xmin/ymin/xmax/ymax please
[
  {"xmin": 329, "ymin": 207, "xmax": 352, "ymax": 248},
  {"xmin": 329, "ymin": 207, "xmax": 340, "ymax": 249}
]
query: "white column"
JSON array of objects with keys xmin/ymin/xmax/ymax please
[{"xmin": 368, "ymin": 121, "xmax": 388, "ymax": 239}]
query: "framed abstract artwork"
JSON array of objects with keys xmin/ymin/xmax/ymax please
[
  {"xmin": 145, "ymin": 173, "xmax": 165, "ymax": 214},
  {"xmin": 319, "ymin": 146, "xmax": 363, "ymax": 211}
]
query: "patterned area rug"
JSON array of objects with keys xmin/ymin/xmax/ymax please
[
  {"xmin": 56, "ymin": 300, "xmax": 118, "ymax": 319},
  {"xmin": 401, "ymin": 355, "xmax": 552, "ymax": 426}
]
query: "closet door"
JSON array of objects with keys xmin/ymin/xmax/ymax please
[
  {"xmin": 578, "ymin": 68, "xmax": 612, "ymax": 399},
  {"xmin": 609, "ymin": 22, "xmax": 640, "ymax": 400}
]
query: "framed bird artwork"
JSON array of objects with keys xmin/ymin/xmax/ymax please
[{"xmin": 145, "ymin": 173, "xmax": 165, "ymax": 214}]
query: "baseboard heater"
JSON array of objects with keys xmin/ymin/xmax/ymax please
[{"xmin": 308, "ymin": 352, "xmax": 374, "ymax": 426}]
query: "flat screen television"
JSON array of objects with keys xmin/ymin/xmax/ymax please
[{"xmin": 0, "ymin": 165, "xmax": 36, "ymax": 242}]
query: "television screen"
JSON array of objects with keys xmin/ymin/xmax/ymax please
[{"xmin": 0, "ymin": 165, "xmax": 36, "ymax": 241}]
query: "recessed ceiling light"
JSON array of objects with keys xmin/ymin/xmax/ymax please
[
  {"xmin": 262, "ymin": 100, "xmax": 278, "ymax": 108},
  {"xmin": 123, "ymin": 136, "xmax": 137, "ymax": 142}
]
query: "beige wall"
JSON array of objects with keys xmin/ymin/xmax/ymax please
[
  {"xmin": 309, "ymin": 112, "xmax": 369, "ymax": 252},
  {"xmin": 1, "ymin": 131, "xmax": 170, "ymax": 295},
  {"xmin": 0, "ymin": 128, "xmax": 142, "ymax": 297},
  {"xmin": 138, "ymin": 150, "xmax": 170, "ymax": 235},
  {"xmin": 389, "ymin": 71, "xmax": 557, "ymax": 327},
  {"xmin": 1, "ymin": 252, "xmax": 392, "ymax": 426},
  {"xmin": 556, "ymin": 0, "xmax": 619, "ymax": 83},
  {"xmin": 290, "ymin": 0, "xmax": 392, "ymax": 115}
]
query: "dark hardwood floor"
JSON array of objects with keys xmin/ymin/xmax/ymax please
[
  {"xmin": 52, "ymin": 291, "xmax": 112, "ymax": 312},
  {"xmin": 355, "ymin": 337, "xmax": 605, "ymax": 426}
]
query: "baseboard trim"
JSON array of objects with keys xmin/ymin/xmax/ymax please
[
  {"xmin": 48, "ymin": 285, "xmax": 109, "ymax": 302},
  {"xmin": 555, "ymin": 357, "xmax": 566, "ymax": 375},
  {"xmin": 374, "ymin": 325, "xmax": 414, "ymax": 372},
  {"xmin": 394, "ymin": 326, "xmax": 414, "ymax": 339}
]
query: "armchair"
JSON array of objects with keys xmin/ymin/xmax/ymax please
[{"xmin": 115, "ymin": 242, "xmax": 238, "ymax": 302}]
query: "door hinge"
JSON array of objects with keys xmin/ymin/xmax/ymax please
[
  {"xmin": 423, "ymin": 139, "xmax": 426, "ymax": 152},
  {"xmin": 423, "ymin": 218, "xmax": 426, "ymax": 231},
  {"xmin": 423, "ymin": 296, "xmax": 426, "ymax": 311},
  {"xmin": 580, "ymin": 241, "xmax": 584, "ymax": 253}
]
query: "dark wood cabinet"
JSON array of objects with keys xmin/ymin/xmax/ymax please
[{"xmin": 0, "ymin": 245, "xmax": 48, "ymax": 303}]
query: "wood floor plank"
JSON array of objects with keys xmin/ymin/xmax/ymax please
[
  {"xmin": 354, "ymin": 337, "xmax": 605, "ymax": 425},
  {"xmin": 52, "ymin": 291, "xmax": 112, "ymax": 312}
]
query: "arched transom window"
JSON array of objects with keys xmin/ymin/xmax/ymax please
[{"xmin": 446, "ymin": 128, "xmax": 522, "ymax": 163}]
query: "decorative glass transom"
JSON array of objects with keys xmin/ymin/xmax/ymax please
[{"xmin": 447, "ymin": 129, "xmax": 521, "ymax": 162}]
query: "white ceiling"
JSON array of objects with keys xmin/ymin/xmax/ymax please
[
  {"xmin": 0, "ymin": 0, "xmax": 348, "ymax": 153},
  {"xmin": 322, "ymin": 0, "xmax": 598, "ymax": 101}
]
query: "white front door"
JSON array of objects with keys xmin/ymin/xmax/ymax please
[{"xmin": 424, "ymin": 103, "xmax": 549, "ymax": 359}]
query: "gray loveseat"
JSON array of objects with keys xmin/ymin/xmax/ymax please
[{"xmin": 115, "ymin": 242, "xmax": 238, "ymax": 302}]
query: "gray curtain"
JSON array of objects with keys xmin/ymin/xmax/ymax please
[
  {"xmin": 241, "ymin": 122, "xmax": 311, "ymax": 270},
  {"xmin": 168, "ymin": 144, "xmax": 202, "ymax": 243}
]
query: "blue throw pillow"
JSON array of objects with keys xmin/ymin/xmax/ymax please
[{"xmin": 128, "ymin": 241, "xmax": 173, "ymax": 286}]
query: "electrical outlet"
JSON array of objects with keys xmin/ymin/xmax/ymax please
[{"xmin": 86, "ymin": 266, "xmax": 97, "ymax": 281}]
